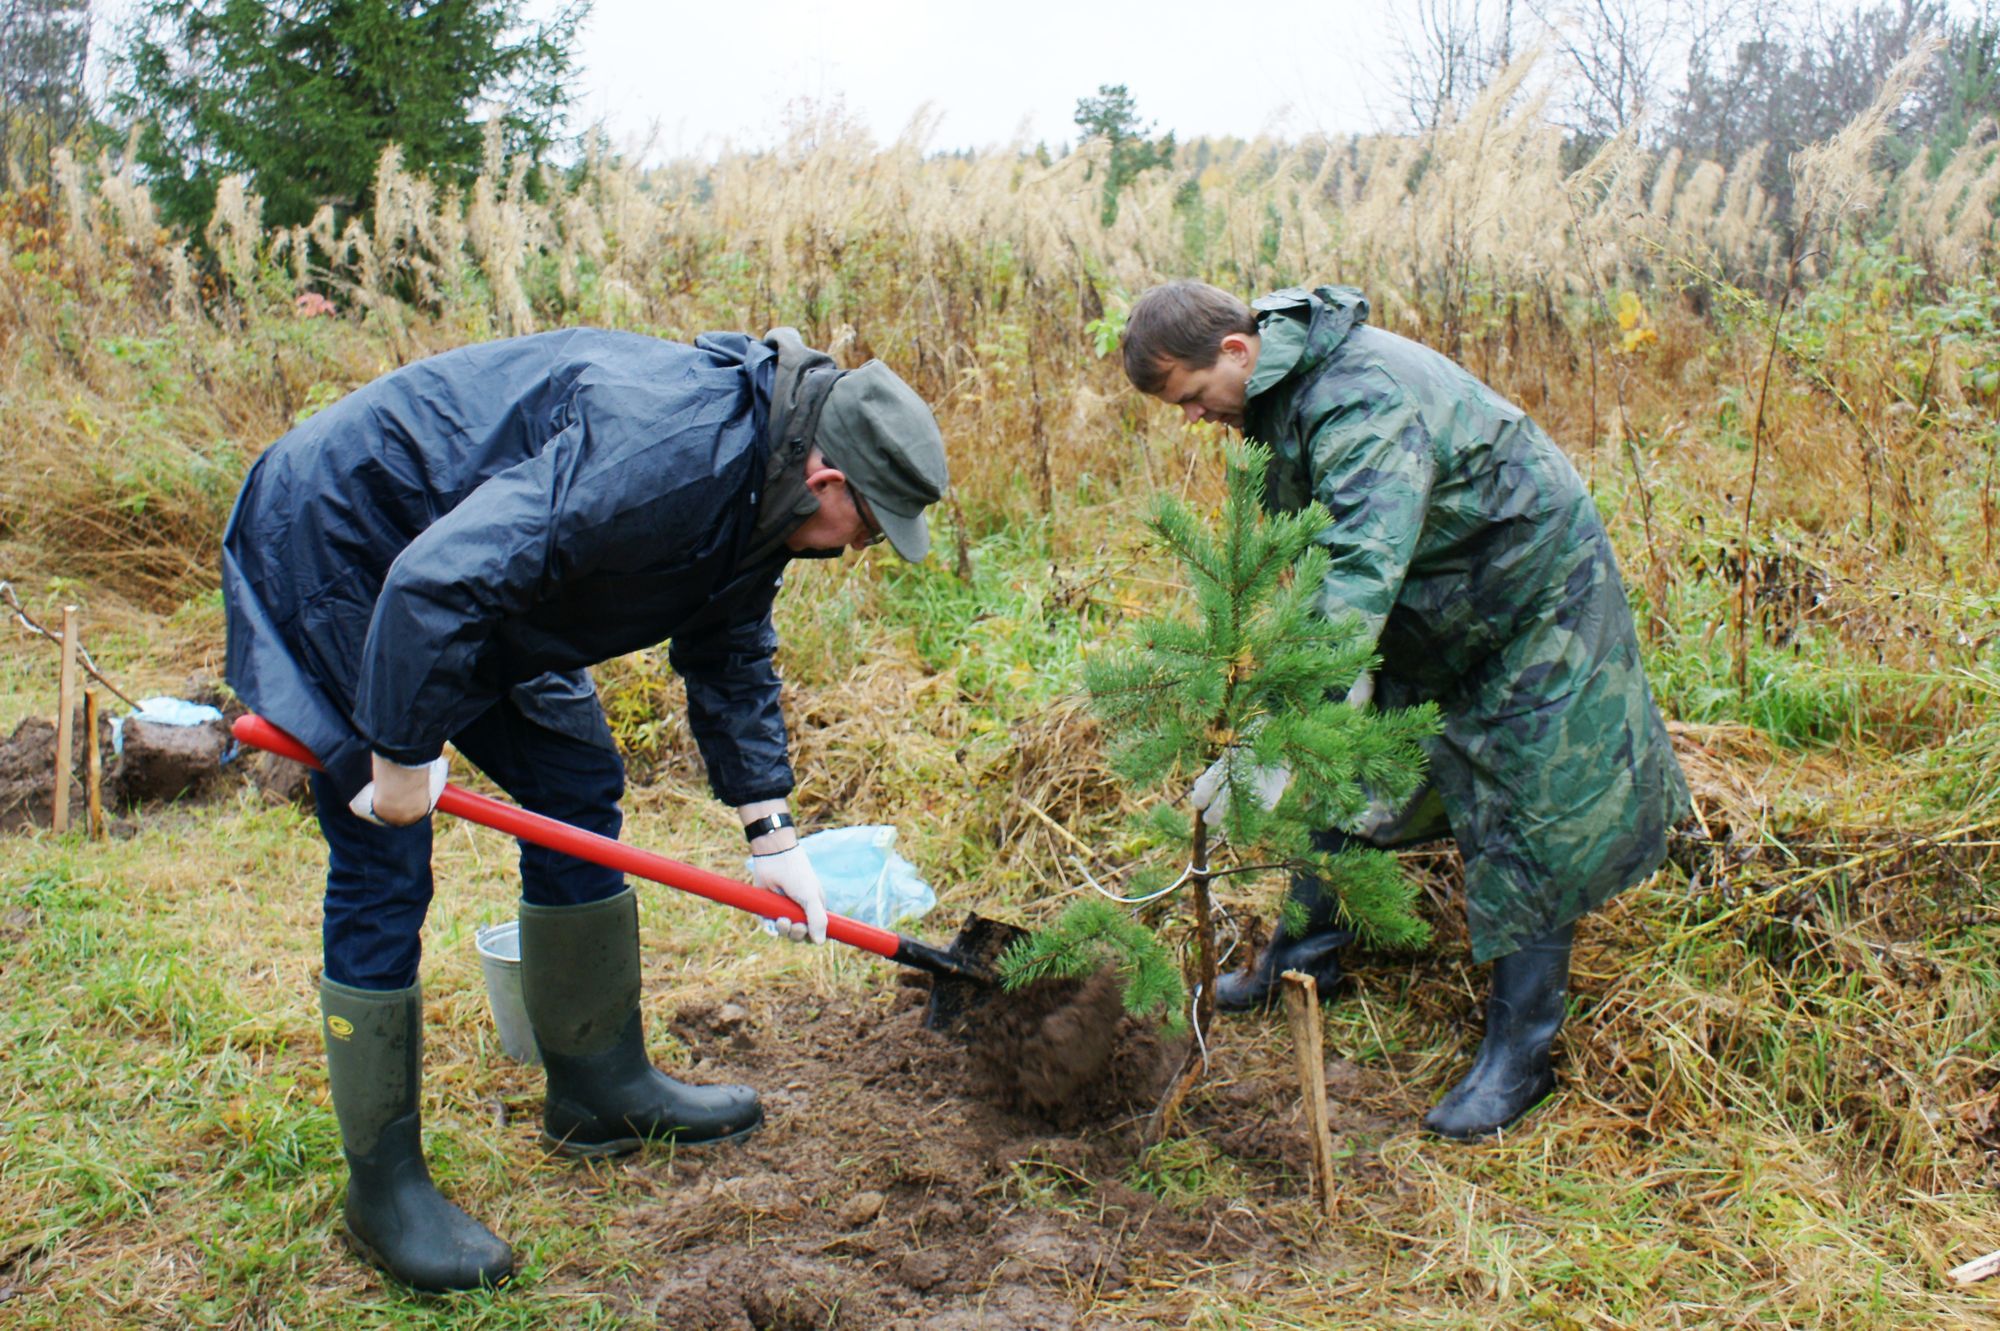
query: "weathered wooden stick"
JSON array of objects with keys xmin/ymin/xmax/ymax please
[
  {"xmin": 52, "ymin": 605, "xmax": 80, "ymax": 833},
  {"xmin": 84, "ymin": 689, "xmax": 104, "ymax": 840},
  {"xmin": 1281, "ymin": 969, "xmax": 1338, "ymax": 1218},
  {"xmin": 1948, "ymin": 1248, "xmax": 2000, "ymax": 1286}
]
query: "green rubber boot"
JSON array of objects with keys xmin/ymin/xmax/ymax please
[
  {"xmin": 520, "ymin": 889, "xmax": 763, "ymax": 1157},
  {"xmin": 320, "ymin": 979, "xmax": 512, "ymax": 1293}
]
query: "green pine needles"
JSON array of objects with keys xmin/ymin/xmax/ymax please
[
  {"xmin": 998, "ymin": 441, "xmax": 1440, "ymax": 1030},
  {"xmin": 988, "ymin": 898, "xmax": 1189, "ymax": 1031}
]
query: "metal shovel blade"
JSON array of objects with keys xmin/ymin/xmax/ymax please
[{"xmin": 923, "ymin": 912, "xmax": 1031, "ymax": 1033}]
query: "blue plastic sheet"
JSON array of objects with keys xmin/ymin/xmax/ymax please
[
  {"xmin": 748, "ymin": 825, "xmax": 936, "ymax": 931},
  {"xmin": 111, "ymin": 696, "xmax": 226, "ymax": 756}
]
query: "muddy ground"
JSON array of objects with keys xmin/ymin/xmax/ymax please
[
  {"xmin": 0, "ymin": 700, "xmax": 307, "ymax": 833},
  {"xmin": 584, "ymin": 975, "xmax": 1410, "ymax": 1330}
]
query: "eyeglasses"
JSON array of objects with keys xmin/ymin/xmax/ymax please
[{"xmin": 854, "ymin": 492, "xmax": 887, "ymax": 549}]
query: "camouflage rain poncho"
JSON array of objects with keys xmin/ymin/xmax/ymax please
[{"xmin": 1244, "ymin": 286, "xmax": 1690, "ymax": 961}]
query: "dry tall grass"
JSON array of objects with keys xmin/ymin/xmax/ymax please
[{"xmin": 4, "ymin": 52, "xmax": 1991, "ymax": 583}]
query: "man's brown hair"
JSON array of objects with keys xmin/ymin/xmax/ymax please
[{"xmin": 1121, "ymin": 280, "xmax": 1257, "ymax": 393}]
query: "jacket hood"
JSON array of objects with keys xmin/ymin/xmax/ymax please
[{"xmin": 1247, "ymin": 285, "xmax": 1371, "ymax": 396}]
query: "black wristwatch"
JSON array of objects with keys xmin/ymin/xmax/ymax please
[{"xmin": 742, "ymin": 811, "xmax": 796, "ymax": 843}]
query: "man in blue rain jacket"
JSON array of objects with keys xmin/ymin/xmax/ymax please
[{"xmin": 222, "ymin": 326, "xmax": 948, "ymax": 1292}]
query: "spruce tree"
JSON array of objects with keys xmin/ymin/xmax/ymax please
[
  {"xmin": 998, "ymin": 442, "xmax": 1439, "ymax": 1106},
  {"xmin": 115, "ymin": 0, "xmax": 584, "ymax": 232},
  {"xmin": 1072, "ymin": 84, "xmax": 1174, "ymax": 228}
]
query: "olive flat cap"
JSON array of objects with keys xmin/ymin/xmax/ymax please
[{"xmin": 816, "ymin": 361, "xmax": 949, "ymax": 561}]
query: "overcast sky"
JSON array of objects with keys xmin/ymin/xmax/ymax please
[
  {"xmin": 89, "ymin": 0, "xmax": 1409, "ymax": 158},
  {"xmin": 86, "ymin": 0, "xmax": 1408, "ymax": 158},
  {"xmin": 535, "ymin": 0, "xmax": 1408, "ymax": 158}
]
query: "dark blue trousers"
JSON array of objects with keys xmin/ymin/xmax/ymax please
[{"xmin": 312, "ymin": 700, "xmax": 626, "ymax": 990}]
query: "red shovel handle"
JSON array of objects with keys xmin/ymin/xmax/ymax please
[{"xmin": 231, "ymin": 713, "xmax": 906, "ymax": 962}]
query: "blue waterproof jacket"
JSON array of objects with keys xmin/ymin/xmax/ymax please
[{"xmin": 222, "ymin": 328, "xmax": 793, "ymax": 805}]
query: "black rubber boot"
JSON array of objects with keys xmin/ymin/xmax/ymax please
[
  {"xmin": 1422, "ymin": 922, "xmax": 1576, "ymax": 1141},
  {"xmin": 1214, "ymin": 865, "xmax": 1356, "ymax": 1012},
  {"xmin": 520, "ymin": 889, "xmax": 763, "ymax": 1157},
  {"xmin": 320, "ymin": 979, "xmax": 513, "ymax": 1293}
]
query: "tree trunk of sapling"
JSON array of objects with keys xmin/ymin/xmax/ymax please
[
  {"xmin": 1188, "ymin": 816, "xmax": 1217, "ymax": 1048},
  {"xmin": 1152, "ymin": 815, "xmax": 1217, "ymax": 1138}
]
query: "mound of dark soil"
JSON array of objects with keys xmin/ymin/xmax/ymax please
[
  {"xmin": 963, "ymin": 969, "xmax": 1182, "ymax": 1125},
  {"xmin": 0, "ymin": 714, "xmax": 114, "ymax": 833},
  {"xmin": 115, "ymin": 715, "xmax": 232, "ymax": 803},
  {"xmin": 605, "ymin": 979, "xmax": 1389, "ymax": 1330},
  {"xmin": 0, "ymin": 695, "xmax": 309, "ymax": 832},
  {"xmin": 0, "ymin": 717, "xmax": 69, "ymax": 833}
]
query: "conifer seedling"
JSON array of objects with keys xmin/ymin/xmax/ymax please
[{"xmin": 997, "ymin": 442, "xmax": 1440, "ymax": 1113}]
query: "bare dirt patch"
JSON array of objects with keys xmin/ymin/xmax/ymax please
[
  {"xmin": 0, "ymin": 689, "xmax": 310, "ymax": 833},
  {"xmin": 0, "ymin": 716, "xmax": 73, "ymax": 833},
  {"xmin": 601, "ymin": 976, "xmax": 1406, "ymax": 1329}
]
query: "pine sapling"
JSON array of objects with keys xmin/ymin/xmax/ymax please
[{"xmin": 998, "ymin": 441, "xmax": 1439, "ymax": 1124}]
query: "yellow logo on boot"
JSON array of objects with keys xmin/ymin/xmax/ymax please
[{"xmin": 327, "ymin": 1016, "xmax": 354, "ymax": 1040}]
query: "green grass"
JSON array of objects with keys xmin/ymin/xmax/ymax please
[
  {"xmin": 872, "ymin": 518, "xmax": 1096, "ymax": 705},
  {"xmin": 1126, "ymin": 1135, "xmax": 1243, "ymax": 1209},
  {"xmin": 1637, "ymin": 569, "xmax": 1973, "ymax": 753},
  {"xmin": 0, "ymin": 797, "xmax": 692, "ymax": 1327}
]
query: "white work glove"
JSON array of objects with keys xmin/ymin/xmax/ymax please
[
  {"xmin": 1185, "ymin": 677, "xmax": 1368, "ymax": 831},
  {"xmin": 1189, "ymin": 753, "xmax": 1292, "ymax": 829},
  {"xmin": 751, "ymin": 845, "xmax": 828, "ymax": 944},
  {"xmin": 1346, "ymin": 671, "xmax": 1375, "ymax": 709},
  {"xmin": 350, "ymin": 754, "xmax": 450, "ymax": 827}
]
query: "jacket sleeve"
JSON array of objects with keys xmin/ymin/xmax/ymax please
[
  {"xmin": 667, "ymin": 575, "xmax": 795, "ymax": 806},
  {"xmin": 1301, "ymin": 367, "xmax": 1437, "ymax": 652},
  {"xmin": 351, "ymin": 435, "xmax": 604, "ymax": 765}
]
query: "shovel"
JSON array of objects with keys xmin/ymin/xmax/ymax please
[{"xmin": 231, "ymin": 713, "xmax": 1023, "ymax": 1029}]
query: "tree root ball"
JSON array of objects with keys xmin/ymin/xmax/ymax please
[
  {"xmin": 116, "ymin": 717, "xmax": 231, "ymax": 804},
  {"xmin": 963, "ymin": 970, "xmax": 1184, "ymax": 1126}
]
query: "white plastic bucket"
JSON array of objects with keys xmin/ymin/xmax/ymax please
[{"xmin": 474, "ymin": 921, "xmax": 541, "ymax": 1065}]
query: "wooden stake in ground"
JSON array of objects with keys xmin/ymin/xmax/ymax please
[
  {"xmin": 52, "ymin": 605, "xmax": 80, "ymax": 833},
  {"xmin": 1281, "ymin": 969, "xmax": 1339, "ymax": 1218},
  {"xmin": 84, "ymin": 689, "xmax": 104, "ymax": 840},
  {"xmin": 1949, "ymin": 1248, "xmax": 2000, "ymax": 1286}
]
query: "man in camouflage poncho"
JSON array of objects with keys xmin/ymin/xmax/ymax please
[{"xmin": 1122, "ymin": 281, "xmax": 1690, "ymax": 1139}]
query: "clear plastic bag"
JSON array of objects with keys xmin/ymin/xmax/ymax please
[{"xmin": 748, "ymin": 825, "xmax": 936, "ymax": 930}]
